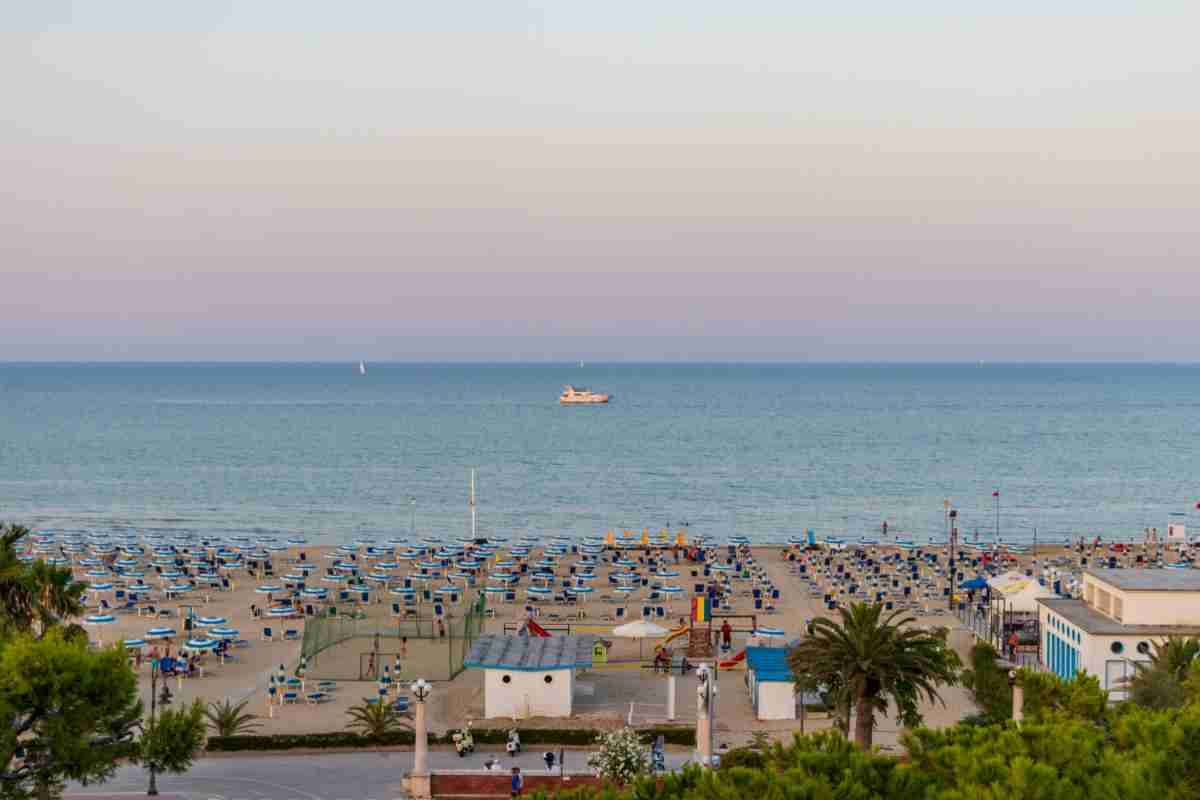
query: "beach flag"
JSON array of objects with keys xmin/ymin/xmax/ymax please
[
  {"xmin": 692, "ymin": 596, "xmax": 710, "ymax": 624},
  {"xmin": 641, "ymin": 529, "xmax": 649, "ymax": 546},
  {"xmin": 605, "ymin": 530, "xmax": 615, "ymax": 546}
]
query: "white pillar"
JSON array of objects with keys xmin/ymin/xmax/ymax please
[
  {"xmin": 414, "ymin": 696, "xmax": 429, "ymax": 775},
  {"xmin": 695, "ymin": 677, "xmax": 711, "ymax": 767},
  {"xmin": 667, "ymin": 674, "xmax": 676, "ymax": 721}
]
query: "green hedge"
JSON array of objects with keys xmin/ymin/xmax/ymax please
[{"xmin": 207, "ymin": 726, "xmax": 694, "ymax": 752}]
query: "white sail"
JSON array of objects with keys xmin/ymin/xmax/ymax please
[{"xmin": 359, "ymin": 360, "xmax": 367, "ymax": 375}]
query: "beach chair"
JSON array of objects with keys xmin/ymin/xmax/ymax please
[
  {"xmin": 327, "ymin": 606, "xmax": 338, "ymax": 617},
  {"xmin": 282, "ymin": 691, "xmax": 298, "ymax": 704},
  {"xmin": 391, "ymin": 603, "xmax": 403, "ymax": 617},
  {"xmin": 642, "ymin": 606, "xmax": 652, "ymax": 619},
  {"xmin": 655, "ymin": 606, "xmax": 665, "ymax": 618},
  {"xmin": 284, "ymin": 629, "xmax": 299, "ymax": 641},
  {"xmin": 261, "ymin": 627, "xmax": 274, "ymax": 641},
  {"xmin": 305, "ymin": 604, "xmax": 315, "ymax": 616},
  {"xmin": 360, "ymin": 592, "xmax": 370, "ymax": 604},
  {"xmin": 434, "ymin": 603, "xmax": 444, "ymax": 618},
  {"xmin": 306, "ymin": 691, "xmax": 328, "ymax": 704},
  {"xmin": 615, "ymin": 607, "xmax": 626, "ymax": 620},
  {"xmin": 339, "ymin": 590, "xmax": 350, "ymax": 602}
]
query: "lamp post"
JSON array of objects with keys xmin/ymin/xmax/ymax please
[
  {"xmin": 948, "ymin": 507, "xmax": 958, "ymax": 613},
  {"xmin": 411, "ymin": 679, "xmax": 432, "ymax": 776},
  {"xmin": 695, "ymin": 664, "xmax": 718, "ymax": 768},
  {"xmin": 147, "ymin": 658, "xmax": 173, "ymax": 796}
]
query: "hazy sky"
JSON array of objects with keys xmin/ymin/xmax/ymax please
[{"xmin": 3, "ymin": 2, "xmax": 1199, "ymax": 361}]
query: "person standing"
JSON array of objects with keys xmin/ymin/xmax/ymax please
[
  {"xmin": 510, "ymin": 767, "xmax": 523, "ymax": 798},
  {"xmin": 721, "ymin": 619, "xmax": 733, "ymax": 650}
]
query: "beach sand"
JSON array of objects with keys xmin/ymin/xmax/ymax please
[{"xmin": 65, "ymin": 536, "xmax": 1142, "ymax": 744}]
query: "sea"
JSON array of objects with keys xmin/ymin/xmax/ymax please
[{"xmin": 2, "ymin": 362, "xmax": 1198, "ymax": 547}]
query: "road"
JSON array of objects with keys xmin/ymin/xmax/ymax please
[{"xmin": 68, "ymin": 750, "xmax": 696, "ymax": 800}]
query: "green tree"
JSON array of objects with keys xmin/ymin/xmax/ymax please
[
  {"xmin": 1122, "ymin": 636, "xmax": 1200, "ymax": 711},
  {"xmin": 345, "ymin": 700, "xmax": 410, "ymax": 739},
  {"xmin": 0, "ymin": 524, "xmax": 86, "ymax": 638},
  {"xmin": 0, "ymin": 629, "xmax": 141, "ymax": 800},
  {"xmin": 788, "ymin": 602, "xmax": 960, "ymax": 749},
  {"xmin": 959, "ymin": 642, "xmax": 1012, "ymax": 722},
  {"xmin": 136, "ymin": 701, "xmax": 206, "ymax": 796},
  {"xmin": 1019, "ymin": 668, "xmax": 1110, "ymax": 724},
  {"xmin": 203, "ymin": 698, "xmax": 260, "ymax": 737}
]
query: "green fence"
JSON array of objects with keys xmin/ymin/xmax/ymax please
[{"xmin": 300, "ymin": 592, "xmax": 486, "ymax": 682}]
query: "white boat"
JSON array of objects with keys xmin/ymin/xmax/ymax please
[
  {"xmin": 359, "ymin": 361, "xmax": 367, "ymax": 375},
  {"xmin": 559, "ymin": 385, "xmax": 610, "ymax": 404}
]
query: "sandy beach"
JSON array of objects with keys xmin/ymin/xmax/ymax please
[{"xmin": 50, "ymin": 532, "xmax": 1189, "ymax": 748}]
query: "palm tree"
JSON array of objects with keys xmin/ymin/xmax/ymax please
[
  {"xmin": 204, "ymin": 698, "xmax": 261, "ymax": 737},
  {"xmin": 0, "ymin": 523, "xmax": 87, "ymax": 636},
  {"xmin": 788, "ymin": 602, "xmax": 960, "ymax": 749},
  {"xmin": 1123, "ymin": 636, "xmax": 1200, "ymax": 710},
  {"xmin": 345, "ymin": 700, "xmax": 410, "ymax": 739}
]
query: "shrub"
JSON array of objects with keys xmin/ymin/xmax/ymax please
[{"xmin": 586, "ymin": 728, "xmax": 649, "ymax": 784}]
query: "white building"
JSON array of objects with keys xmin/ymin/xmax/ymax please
[
  {"xmin": 1037, "ymin": 568, "xmax": 1200, "ymax": 698},
  {"xmin": 464, "ymin": 634, "xmax": 598, "ymax": 719},
  {"xmin": 745, "ymin": 646, "xmax": 796, "ymax": 720}
]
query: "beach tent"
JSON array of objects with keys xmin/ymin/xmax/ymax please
[{"xmin": 987, "ymin": 571, "xmax": 1051, "ymax": 613}]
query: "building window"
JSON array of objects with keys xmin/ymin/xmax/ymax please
[{"xmin": 1111, "ymin": 642, "xmax": 1124, "ymax": 655}]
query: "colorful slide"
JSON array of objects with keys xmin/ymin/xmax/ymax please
[
  {"xmin": 718, "ymin": 649, "xmax": 746, "ymax": 669},
  {"xmin": 659, "ymin": 623, "xmax": 689, "ymax": 647},
  {"xmin": 523, "ymin": 619, "xmax": 551, "ymax": 637}
]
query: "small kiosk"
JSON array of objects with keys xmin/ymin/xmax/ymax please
[
  {"xmin": 465, "ymin": 634, "xmax": 598, "ymax": 719},
  {"xmin": 745, "ymin": 646, "xmax": 796, "ymax": 720}
]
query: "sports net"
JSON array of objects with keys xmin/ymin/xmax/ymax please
[{"xmin": 300, "ymin": 591, "xmax": 486, "ymax": 682}]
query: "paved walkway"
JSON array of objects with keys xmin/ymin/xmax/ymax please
[{"xmin": 68, "ymin": 750, "xmax": 696, "ymax": 800}]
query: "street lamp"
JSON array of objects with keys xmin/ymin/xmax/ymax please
[
  {"xmin": 411, "ymin": 679, "xmax": 432, "ymax": 777},
  {"xmin": 147, "ymin": 659, "xmax": 174, "ymax": 796},
  {"xmin": 695, "ymin": 665, "xmax": 719, "ymax": 767}
]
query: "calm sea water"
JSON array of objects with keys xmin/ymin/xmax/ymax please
[{"xmin": 2, "ymin": 363, "xmax": 1198, "ymax": 546}]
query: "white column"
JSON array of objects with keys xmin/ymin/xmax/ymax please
[
  {"xmin": 667, "ymin": 674, "xmax": 676, "ymax": 721},
  {"xmin": 414, "ymin": 696, "xmax": 429, "ymax": 774}
]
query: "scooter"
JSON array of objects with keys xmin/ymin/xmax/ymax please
[
  {"xmin": 506, "ymin": 729, "xmax": 522, "ymax": 755},
  {"xmin": 452, "ymin": 725, "xmax": 475, "ymax": 757}
]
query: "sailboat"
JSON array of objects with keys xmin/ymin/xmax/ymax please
[{"xmin": 358, "ymin": 361, "xmax": 367, "ymax": 375}]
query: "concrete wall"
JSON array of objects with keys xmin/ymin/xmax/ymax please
[
  {"xmin": 483, "ymin": 668, "xmax": 574, "ymax": 719},
  {"xmin": 429, "ymin": 771, "xmax": 606, "ymax": 799},
  {"xmin": 756, "ymin": 681, "xmax": 796, "ymax": 720}
]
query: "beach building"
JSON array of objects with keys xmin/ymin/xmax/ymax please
[
  {"xmin": 1037, "ymin": 568, "xmax": 1200, "ymax": 699},
  {"xmin": 464, "ymin": 634, "xmax": 598, "ymax": 719},
  {"xmin": 744, "ymin": 646, "xmax": 796, "ymax": 720}
]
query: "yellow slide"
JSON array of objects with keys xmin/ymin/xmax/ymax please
[{"xmin": 659, "ymin": 623, "xmax": 689, "ymax": 647}]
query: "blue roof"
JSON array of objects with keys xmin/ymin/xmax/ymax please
[
  {"xmin": 745, "ymin": 646, "xmax": 792, "ymax": 682},
  {"xmin": 465, "ymin": 634, "xmax": 598, "ymax": 672}
]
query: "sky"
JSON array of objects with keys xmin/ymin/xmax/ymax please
[{"xmin": 3, "ymin": 2, "xmax": 1199, "ymax": 361}]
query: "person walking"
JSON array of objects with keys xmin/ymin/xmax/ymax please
[{"xmin": 510, "ymin": 767, "xmax": 523, "ymax": 798}]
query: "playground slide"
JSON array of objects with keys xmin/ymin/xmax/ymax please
[
  {"xmin": 659, "ymin": 624, "xmax": 689, "ymax": 647},
  {"xmin": 718, "ymin": 649, "xmax": 746, "ymax": 669},
  {"xmin": 523, "ymin": 619, "xmax": 552, "ymax": 637}
]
